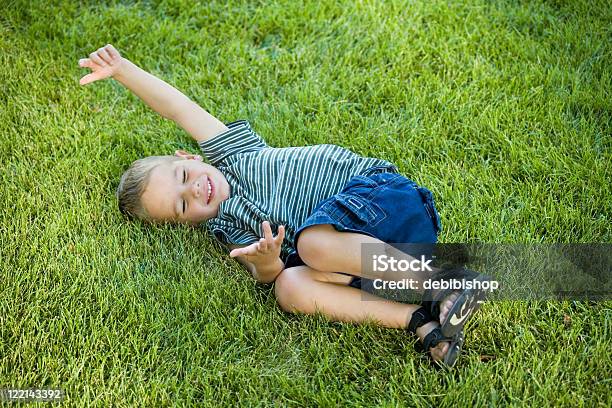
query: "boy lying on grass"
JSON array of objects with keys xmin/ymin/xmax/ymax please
[{"xmin": 79, "ymin": 44, "xmax": 491, "ymax": 367}]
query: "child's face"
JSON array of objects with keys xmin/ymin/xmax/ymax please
[{"xmin": 140, "ymin": 157, "xmax": 230, "ymax": 225}]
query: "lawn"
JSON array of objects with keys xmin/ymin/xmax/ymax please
[{"xmin": 0, "ymin": 0, "xmax": 610, "ymax": 406}]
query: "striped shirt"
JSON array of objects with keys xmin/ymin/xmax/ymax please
[{"xmin": 199, "ymin": 120, "xmax": 397, "ymax": 260}]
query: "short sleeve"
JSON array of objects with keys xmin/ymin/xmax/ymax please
[
  {"xmin": 198, "ymin": 120, "xmax": 268, "ymax": 166},
  {"xmin": 207, "ymin": 219, "xmax": 259, "ymax": 246}
]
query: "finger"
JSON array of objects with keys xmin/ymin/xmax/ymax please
[
  {"xmin": 229, "ymin": 243, "xmax": 258, "ymax": 258},
  {"xmin": 79, "ymin": 73, "xmax": 100, "ymax": 85},
  {"xmin": 78, "ymin": 58, "xmax": 94, "ymax": 68},
  {"xmin": 97, "ymin": 47, "xmax": 113, "ymax": 65},
  {"xmin": 262, "ymin": 221, "xmax": 273, "ymax": 242},
  {"xmin": 229, "ymin": 249, "xmax": 243, "ymax": 258},
  {"xmin": 105, "ymin": 44, "xmax": 120, "ymax": 59},
  {"xmin": 236, "ymin": 247, "xmax": 256, "ymax": 257},
  {"xmin": 89, "ymin": 51, "xmax": 106, "ymax": 67},
  {"xmin": 275, "ymin": 225, "xmax": 285, "ymax": 244},
  {"xmin": 245, "ymin": 244, "xmax": 260, "ymax": 255},
  {"xmin": 249, "ymin": 242, "xmax": 263, "ymax": 255},
  {"xmin": 258, "ymin": 237, "xmax": 268, "ymax": 252}
]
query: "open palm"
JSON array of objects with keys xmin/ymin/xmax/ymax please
[
  {"xmin": 78, "ymin": 44, "xmax": 123, "ymax": 85},
  {"xmin": 229, "ymin": 221, "xmax": 286, "ymax": 265}
]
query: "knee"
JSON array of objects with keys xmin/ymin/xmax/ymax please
[
  {"xmin": 297, "ymin": 226, "xmax": 331, "ymax": 271},
  {"xmin": 274, "ymin": 267, "xmax": 310, "ymax": 313}
]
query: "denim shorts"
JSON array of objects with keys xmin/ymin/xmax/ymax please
[{"xmin": 285, "ymin": 171, "xmax": 442, "ymax": 291}]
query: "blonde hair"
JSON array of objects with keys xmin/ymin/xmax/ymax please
[{"xmin": 116, "ymin": 155, "xmax": 180, "ymax": 220}]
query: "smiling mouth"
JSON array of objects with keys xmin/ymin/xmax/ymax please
[{"xmin": 206, "ymin": 179, "xmax": 214, "ymax": 204}]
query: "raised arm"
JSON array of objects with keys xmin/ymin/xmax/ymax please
[{"xmin": 79, "ymin": 44, "xmax": 228, "ymax": 143}]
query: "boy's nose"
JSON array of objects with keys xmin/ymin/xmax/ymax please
[{"xmin": 192, "ymin": 180, "xmax": 201, "ymax": 198}]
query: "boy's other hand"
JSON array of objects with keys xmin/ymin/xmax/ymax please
[
  {"xmin": 229, "ymin": 221, "xmax": 285, "ymax": 266},
  {"xmin": 78, "ymin": 44, "xmax": 124, "ymax": 85}
]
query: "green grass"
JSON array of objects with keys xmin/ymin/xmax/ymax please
[{"xmin": 1, "ymin": 0, "xmax": 611, "ymax": 405}]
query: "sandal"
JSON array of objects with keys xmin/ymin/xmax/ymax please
[
  {"xmin": 421, "ymin": 266, "xmax": 492, "ymax": 337},
  {"xmin": 408, "ymin": 306, "xmax": 464, "ymax": 367}
]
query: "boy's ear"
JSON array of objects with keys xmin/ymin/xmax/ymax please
[{"xmin": 174, "ymin": 150, "xmax": 203, "ymax": 161}]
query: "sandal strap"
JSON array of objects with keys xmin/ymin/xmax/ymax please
[
  {"xmin": 422, "ymin": 327, "xmax": 446, "ymax": 352},
  {"xmin": 407, "ymin": 307, "xmax": 432, "ymax": 333},
  {"xmin": 415, "ymin": 328, "xmax": 465, "ymax": 367}
]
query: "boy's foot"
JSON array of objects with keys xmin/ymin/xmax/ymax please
[
  {"xmin": 407, "ymin": 306, "xmax": 463, "ymax": 367},
  {"xmin": 415, "ymin": 321, "xmax": 462, "ymax": 365},
  {"xmin": 423, "ymin": 268, "xmax": 492, "ymax": 337},
  {"xmin": 437, "ymin": 284, "xmax": 488, "ymax": 337},
  {"xmin": 438, "ymin": 292, "xmax": 460, "ymax": 325}
]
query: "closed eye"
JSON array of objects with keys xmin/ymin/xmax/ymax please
[{"xmin": 181, "ymin": 168, "xmax": 187, "ymax": 214}]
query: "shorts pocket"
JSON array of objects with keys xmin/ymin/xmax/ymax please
[{"xmin": 333, "ymin": 194, "xmax": 387, "ymax": 227}]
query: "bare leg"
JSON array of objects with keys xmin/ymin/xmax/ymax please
[
  {"xmin": 297, "ymin": 224, "xmax": 460, "ymax": 322},
  {"xmin": 297, "ymin": 224, "xmax": 436, "ymax": 284},
  {"xmin": 274, "ymin": 266, "xmax": 452, "ymax": 362}
]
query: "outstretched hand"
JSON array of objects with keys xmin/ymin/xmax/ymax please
[
  {"xmin": 78, "ymin": 44, "xmax": 124, "ymax": 85},
  {"xmin": 229, "ymin": 221, "xmax": 285, "ymax": 266}
]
